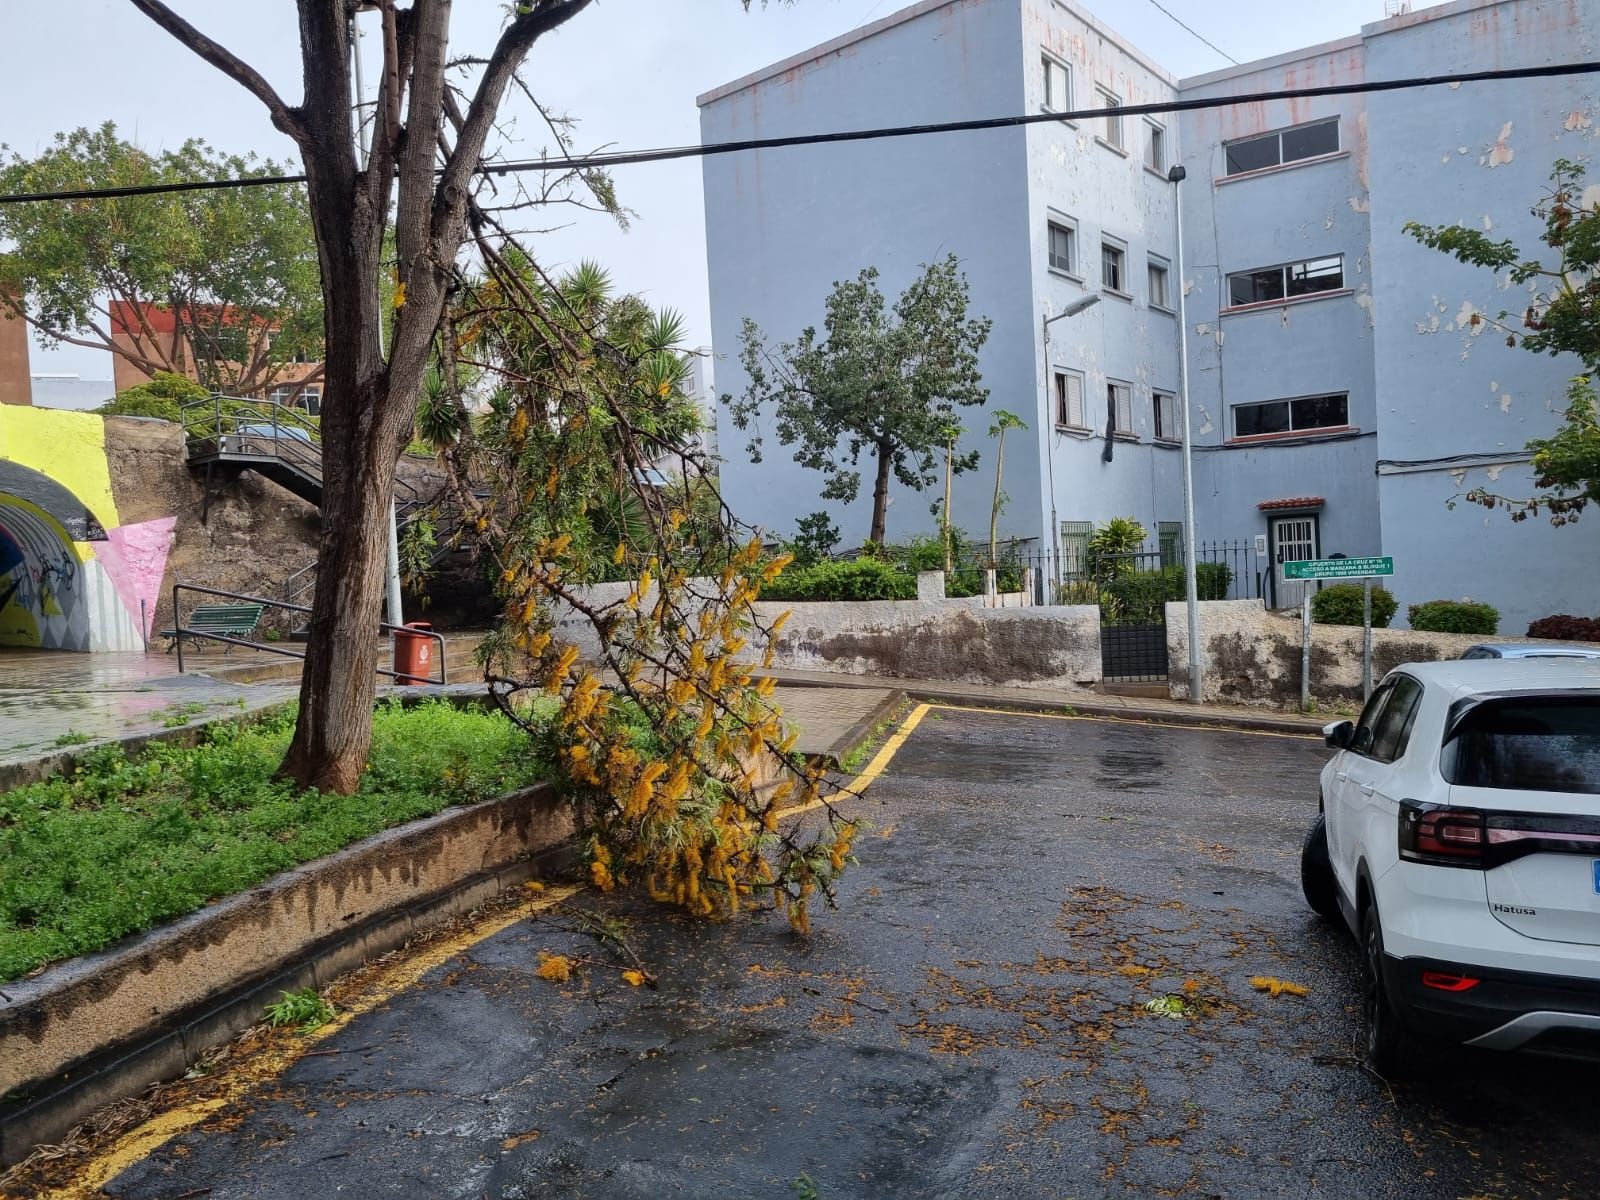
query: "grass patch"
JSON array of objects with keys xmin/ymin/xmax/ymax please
[
  {"xmin": 265, "ymin": 986, "xmax": 336, "ymax": 1034},
  {"xmin": 0, "ymin": 699, "xmax": 553, "ymax": 983},
  {"xmin": 51, "ymin": 730, "xmax": 92, "ymax": 748},
  {"xmin": 838, "ymin": 701, "xmax": 912, "ymax": 775}
]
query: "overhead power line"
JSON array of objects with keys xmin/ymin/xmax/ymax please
[
  {"xmin": 1141, "ymin": 0, "xmax": 1238, "ymax": 65},
  {"xmin": 0, "ymin": 60, "xmax": 1595, "ymax": 206}
]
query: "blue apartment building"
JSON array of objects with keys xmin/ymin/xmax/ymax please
[{"xmin": 699, "ymin": 0, "xmax": 1600, "ymax": 631}]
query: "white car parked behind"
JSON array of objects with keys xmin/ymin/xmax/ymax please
[{"xmin": 1301, "ymin": 659, "xmax": 1600, "ymax": 1074}]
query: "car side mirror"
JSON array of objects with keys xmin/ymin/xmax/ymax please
[{"xmin": 1323, "ymin": 720, "xmax": 1354, "ymax": 750}]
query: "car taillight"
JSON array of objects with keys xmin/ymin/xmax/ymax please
[
  {"xmin": 1399, "ymin": 801, "xmax": 1485, "ymax": 868},
  {"xmin": 1421, "ymin": 970, "xmax": 1481, "ymax": 992}
]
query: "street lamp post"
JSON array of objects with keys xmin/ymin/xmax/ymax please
[
  {"xmin": 1168, "ymin": 162, "xmax": 1203, "ymax": 704},
  {"xmin": 1041, "ymin": 293, "xmax": 1102, "ymax": 596}
]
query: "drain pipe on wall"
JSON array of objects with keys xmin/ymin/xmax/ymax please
[{"xmin": 1169, "ymin": 162, "xmax": 1203, "ymax": 704}]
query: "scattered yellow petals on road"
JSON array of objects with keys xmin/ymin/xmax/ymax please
[
  {"xmin": 1249, "ymin": 975, "xmax": 1310, "ymax": 998},
  {"xmin": 535, "ymin": 953, "xmax": 575, "ymax": 983}
]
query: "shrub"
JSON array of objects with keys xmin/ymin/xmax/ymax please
[
  {"xmin": 95, "ymin": 372, "xmax": 209, "ymax": 422},
  {"xmin": 788, "ymin": 512, "xmax": 840, "ymax": 568},
  {"xmin": 1527, "ymin": 614, "xmax": 1600, "ymax": 642},
  {"xmin": 1311, "ymin": 583, "xmax": 1397, "ymax": 628},
  {"xmin": 760, "ymin": 557, "xmax": 917, "ymax": 602},
  {"xmin": 1099, "ymin": 562, "xmax": 1234, "ymax": 625},
  {"xmin": 1408, "ymin": 599, "xmax": 1500, "ymax": 635}
]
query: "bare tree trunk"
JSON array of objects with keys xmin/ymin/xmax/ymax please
[
  {"xmin": 870, "ymin": 440, "xmax": 893, "ymax": 546},
  {"xmin": 990, "ymin": 428, "xmax": 1005, "ymax": 568},
  {"xmin": 942, "ymin": 437, "xmax": 954, "ymax": 572}
]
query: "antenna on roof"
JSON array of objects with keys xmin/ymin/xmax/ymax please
[{"xmin": 1384, "ymin": 0, "xmax": 1412, "ymax": 15}]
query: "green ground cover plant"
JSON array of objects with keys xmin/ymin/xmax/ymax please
[{"xmin": 0, "ymin": 700, "xmax": 550, "ymax": 982}]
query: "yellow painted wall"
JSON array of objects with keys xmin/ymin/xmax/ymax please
[{"xmin": 0, "ymin": 404, "xmax": 121, "ymax": 536}]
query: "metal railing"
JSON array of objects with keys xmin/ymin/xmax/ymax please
[
  {"xmin": 171, "ymin": 583, "xmax": 447, "ymax": 686},
  {"xmin": 967, "ymin": 538, "xmax": 1266, "ymax": 609}
]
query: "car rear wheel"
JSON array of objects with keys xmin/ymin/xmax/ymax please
[
  {"xmin": 1300, "ymin": 813, "xmax": 1340, "ymax": 922},
  {"xmin": 1361, "ymin": 899, "xmax": 1417, "ymax": 1079}
]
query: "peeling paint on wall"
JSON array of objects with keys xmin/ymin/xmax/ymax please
[{"xmin": 1482, "ymin": 121, "xmax": 1515, "ymax": 168}]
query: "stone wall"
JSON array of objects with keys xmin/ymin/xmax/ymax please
[{"xmin": 1167, "ymin": 599, "xmax": 1580, "ymax": 708}]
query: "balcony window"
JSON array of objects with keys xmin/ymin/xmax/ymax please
[
  {"xmin": 1224, "ymin": 117, "xmax": 1339, "ymax": 176},
  {"xmin": 1227, "ymin": 255, "xmax": 1343, "ymax": 307},
  {"xmin": 1233, "ymin": 393, "xmax": 1349, "ymax": 438}
]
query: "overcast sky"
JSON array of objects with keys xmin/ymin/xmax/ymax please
[{"xmin": 2, "ymin": 0, "xmax": 1419, "ymax": 382}]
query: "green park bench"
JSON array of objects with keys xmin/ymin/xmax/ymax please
[{"xmin": 160, "ymin": 603, "xmax": 267, "ymax": 654}]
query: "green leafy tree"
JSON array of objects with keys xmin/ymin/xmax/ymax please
[
  {"xmin": 726, "ymin": 255, "xmax": 992, "ymax": 546},
  {"xmin": 1406, "ymin": 159, "xmax": 1600, "ymax": 525},
  {"xmin": 987, "ymin": 409, "xmax": 1026, "ymax": 568},
  {"xmin": 0, "ymin": 123, "xmax": 322, "ymax": 394},
  {"xmin": 94, "ymin": 371, "xmax": 209, "ymax": 422}
]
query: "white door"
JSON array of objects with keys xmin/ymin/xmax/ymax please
[{"xmin": 1272, "ymin": 515, "xmax": 1319, "ymax": 609}]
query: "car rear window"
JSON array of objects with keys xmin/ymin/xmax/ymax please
[{"xmin": 1442, "ymin": 698, "xmax": 1600, "ymax": 794}]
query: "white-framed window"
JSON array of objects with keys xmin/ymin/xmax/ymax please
[
  {"xmin": 1147, "ymin": 257, "xmax": 1171, "ymax": 310},
  {"xmin": 1053, "ymin": 368, "xmax": 1086, "ymax": 429},
  {"xmin": 269, "ymin": 383, "xmax": 322, "ymax": 416},
  {"xmin": 1108, "ymin": 379, "xmax": 1134, "ymax": 436},
  {"xmin": 1042, "ymin": 54, "xmax": 1072, "ymax": 113},
  {"xmin": 1047, "ymin": 218, "xmax": 1077, "ymax": 274},
  {"xmin": 1232, "ymin": 392, "xmax": 1349, "ymax": 438},
  {"xmin": 1101, "ymin": 239, "xmax": 1127, "ymax": 295},
  {"xmin": 1153, "ymin": 389, "xmax": 1177, "ymax": 441},
  {"xmin": 1144, "ymin": 120, "xmax": 1166, "ymax": 172},
  {"xmin": 1061, "ymin": 520, "xmax": 1093, "ymax": 577},
  {"xmin": 1224, "ymin": 117, "xmax": 1339, "ymax": 176},
  {"xmin": 1227, "ymin": 255, "xmax": 1344, "ymax": 308},
  {"xmin": 1096, "ymin": 86, "xmax": 1123, "ymax": 150}
]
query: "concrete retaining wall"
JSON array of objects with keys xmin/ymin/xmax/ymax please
[
  {"xmin": 554, "ymin": 571, "xmax": 1102, "ymax": 691},
  {"xmin": 0, "ymin": 783, "xmax": 573, "ymax": 1163},
  {"xmin": 756, "ymin": 574, "xmax": 1100, "ymax": 689},
  {"xmin": 1166, "ymin": 600, "xmax": 1579, "ymax": 707}
]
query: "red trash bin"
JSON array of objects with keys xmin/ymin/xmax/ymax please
[{"xmin": 392, "ymin": 621, "xmax": 435, "ymax": 685}]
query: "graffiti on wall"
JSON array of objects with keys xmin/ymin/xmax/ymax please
[{"xmin": 0, "ymin": 406, "xmax": 175, "ymax": 651}]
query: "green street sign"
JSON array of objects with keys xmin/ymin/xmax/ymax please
[{"xmin": 1283, "ymin": 556, "xmax": 1394, "ymax": 580}]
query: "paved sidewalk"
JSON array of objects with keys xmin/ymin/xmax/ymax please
[{"xmin": 762, "ymin": 666, "xmax": 1327, "ymax": 736}]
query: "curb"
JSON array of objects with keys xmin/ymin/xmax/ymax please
[
  {"xmin": 0, "ymin": 784, "xmax": 574, "ymax": 1167},
  {"xmin": 815, "ymin": 688, "xmax": 910, "ymax": 767},
  {"xmin": 765, "ymin": 673, "xmax": 1323, "ymax": 737}
]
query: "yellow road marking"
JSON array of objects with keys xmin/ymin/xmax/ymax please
[
  {"xmin": 48, "ymin": 884, "xmax": 583, "ymax": 1199},
  {"xmin": 50, "ymin": 697, "xmax": 1303, "ymax": 1193},
  {"xmin": 927, "ymin": 702, "xmax": 1322, "ymax": 741}
]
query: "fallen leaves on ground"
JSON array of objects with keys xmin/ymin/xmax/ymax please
[
  {"xmin": 535, "ymin": 952, "xmax": 575, "ymax": 982},
  {"xmin": 1249, "ymin": 975, "xmax": 1310, "ymax": 998}
]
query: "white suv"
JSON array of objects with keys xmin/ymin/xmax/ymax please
[{"xmin": 1301, "ymin": 658, "xmax": 1600, "ymax": 1074}]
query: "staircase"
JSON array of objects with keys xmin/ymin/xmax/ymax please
[{"xmin": 180, "ymin": 394, "xmax": 433, "ymax": 612}]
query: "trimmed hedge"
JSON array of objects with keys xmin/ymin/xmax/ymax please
[
  {"xmin": 1311, "ymin": 582, "xmax": 1397, "ymax": 628},
  {"xmin": 1101, "ymin": 562, "xmax": 1233, "ymax": 625},
  {"xmin": 760, "ymin": 557, "xmax": 917, "ymax": 602},
  {"xmin": 1409, "ymin": 599, "xmax": 1499, "ymax": 635},
  {"xmin": 1527, "ymin": 614, "xmax": 1600, "ymax": 642}
]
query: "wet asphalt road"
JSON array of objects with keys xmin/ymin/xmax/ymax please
[{"xmin": 99, "ymin": 707, "xmax": 1600, "ymax": 1199}]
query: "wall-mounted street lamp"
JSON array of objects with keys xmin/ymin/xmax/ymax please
[{"xmin": 1041, "ymin": 292, "xmax": 1102, "ymax": 594}]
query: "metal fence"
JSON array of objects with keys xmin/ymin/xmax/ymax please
[{"xmin": 966, "ymin": 537, "xmax": 1266, "ymax": 610}]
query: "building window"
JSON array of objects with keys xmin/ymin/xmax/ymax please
[
  {"xmin": 1054, "ymin": 369, "xmax": 1085, "ymax": 429},
  {"xmin": 1147, "ymin": 258, "xmax": 1171, "ymax": 310},
  {"xmin": 1061, "ymin": 521, "xmax": 1093, "ymax": 577},
  {"xmin": 1153, "ymin": 390, "xmax": 1177, "ymax": 440},
  {"xmin": 1048, "ymin": 219, "xmax": 1077, "ymax": 274},
  {"xmin": 1108, "ymin": 380, "xmax": 1133, "ymax": 436},
  {"xmin": 269, "ymin": 384, "xmax": 322, "ymax": 417},
  {"xmin": 1144, "ymin": 120, "xmax": 1166, "ymax": 172},
  {"xmin": 1097, "ymin": 87, "xmax": 1122, "ymax": 150},
  {"xmin": 1224, "ymin": 117, "xmax": 1339, "ymax": 176},
  {"xmin": 1158, "ymin": 521, "xmax": 1183, "ymax": 567},
  {"xmin": 1042, "ymin": 54, "xmax": 1071, "ymax": 113},
  {"xmin": 1226, "ymin": 255, "xmax": 1343, "ymax": 307},
  {"xmin": 1233, "ymin": 393, "xmax": 1349, "ymax": 438},
  {"xmin": 1101, "ymin": 240, "xmax": 1127, "ymax": 294}
]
